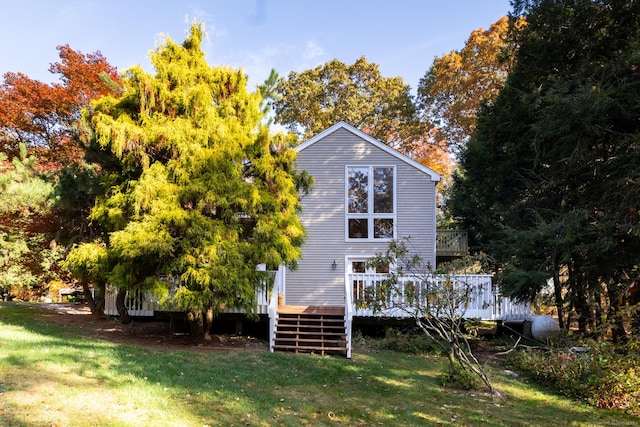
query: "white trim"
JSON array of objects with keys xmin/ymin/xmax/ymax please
[
  {"xmin": 343, "ymin": 254, "xmax": 353, "ymax": 358},
  {"xmin": 346, "ymin": 254, "xmax": 376, "ymax": 304},
  {"xmin": 346, "ymin": 255, "xmax": 377, "ymax": 272},
  {"xmin": 295, "ymin": 121, "xmax": 440, "ymax": 182},
  {"xmin": 344, "ymin": 165, "xmax": 397, "ymax": 242}
]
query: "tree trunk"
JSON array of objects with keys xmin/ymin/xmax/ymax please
[
  {"xmin": 94, "ymin": 282, "xmax": 106, "ymax": 315},
  {"xmin": 587, "ymin": 276, "xmax": 603, "ymax": 334},
  {"xmin": 593, "ymin": 296, "xmax": 605, "ymax": 334},
  {"xmin": 610, "ymin": 307, "xmax": 628, "ymax": 344},
  {"xmin": 188, "ymin": 310, "xmax": 204, "ymax": 341},
  {"xmin": 608, "ymin": 288, "xmax": 628, "ymax": 344},
  {"xmin": 566, "ymin": 301, "xmax": 574, "ymax": 330},
  {"xmin": 82, "ymin": 282, "xmax": 97, "ymax": 313},
  {"xmin": 576, "ymin": 303, "xmax": 589, "ymax": 334},
  {"xmin": 572, "ymin": 272, "xmax": 590, "ymax": 335},
  {"xmin": 115, "ymin": 289, "xmax": 131, "ymax": 324},
  {"xmin": 82, "ymin": 281, "xmax": 106, "ymax": 316},
  {"xmin": 203, "ymin": 307, "xmax": 214, "ymax": 341},
  {"xmin": 447, "ymin": 348, "xmax": 457, "ymax": 375},
  {"xmin": 187, "ymin": 307, "xmax": 215, "ymax": 342},
  {"xmin": 552, "ymin": 266, "xmax": 565, "ymax": 329},
  {"xmin": 630, "ymin": 281, "xmax": 640, "ymax": 336}
]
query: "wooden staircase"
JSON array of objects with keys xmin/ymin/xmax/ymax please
[{"xmin": 273, "ymin": 305, "xmax": 347, "ymax": 355}]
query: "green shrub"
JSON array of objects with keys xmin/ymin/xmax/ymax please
[
  {"xmin": 507, "ymin": 337, "xmax": 640, "ymax": 416},
  {"xmin": 373, "ymin": 327, "xmax": 443, "ymax": 355},
  {"xmin": 438, "ymin": 365, "xmax": 482, "ymax": 390}
]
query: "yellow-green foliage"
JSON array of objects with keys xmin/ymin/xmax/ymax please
[
  {"xmin": 62, "ymin": 242, "xmax": 109, "ymax": 283},
  {"xmin": 76, "ymin": 22, "xmax": 308, "ymax": 317}
]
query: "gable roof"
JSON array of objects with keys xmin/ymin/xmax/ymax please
[{"xmin": 294, "ymin": 121, "xmax": 441, "ymax": 182}]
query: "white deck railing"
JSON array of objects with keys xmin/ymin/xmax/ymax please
[
  {"xmin": 492, "ymin": 294, "xmax": 531, "ymax": 320},
  {"xmin": 104, "ymin": 287, "xmax": 157, "ymax": 316},
  {"xmin": 223, "ymin": 269, "xmax": 276, "ymax": 315},
  {"xmin": 105, "ymin": 270, "xmax": 530, "ymax": 323},
  {"xmin": 349, "ymin": 273, "xmax": 530, "ymax": 321},
  {"xmin": 344, "ymin": 270, "xmax": 354, "ymax": 358},
  {"xmin": 268, "ymin": 266, "xmax": 285, "ymax": 353},
  {"xmin": 105, "ymin": 270, "xmax": 278, "ymax": 317}
]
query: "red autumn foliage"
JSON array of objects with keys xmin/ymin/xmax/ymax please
[
  {"xmin": 49, "ymin": 44, "xmax": 120, "ymax": 107},
  {"xmin": 0, "ymin": 44, "xmax": 121, "ymax": 156}
]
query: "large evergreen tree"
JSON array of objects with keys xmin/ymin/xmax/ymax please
[
  {"xmin": 450, "ymin": 0, "xmax": 640, "ymax": 336},
  {"xmin": 0, "ymin": 144, "xmax": 61, "ymax": 299},
  {"xmin": 68, "ymin": 23, "xmax": 309, "ymax": 338}
]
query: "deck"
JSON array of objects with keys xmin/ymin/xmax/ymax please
[
  {"xmin": 349, "ymin": 272, "xmax": 530, "ymax": 321},
  {"xmin": 436, "ymin": 229, "xmax": 469, "ymax": 257},
  {"xmin": 105, "ymin": 270, "xmax": 529, "ymax": 322},
  {"xmin": 104, "ymin": 267, "xmax": 530, "ymax": 358}
]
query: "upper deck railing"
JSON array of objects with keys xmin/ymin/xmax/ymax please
[{"xmin": 436, "ymin": 229, "xmax": 469, "ymax": 257}]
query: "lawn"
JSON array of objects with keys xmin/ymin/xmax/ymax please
[{"xmin": 0, "ymin": 301, "xmax": 637, "ymax": 426}]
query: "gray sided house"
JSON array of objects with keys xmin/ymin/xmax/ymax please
[
  {"xmin": 285, "ymin": 121, "xmax": 440, "ymax": 306},
  {"xmin": 270, "ymin": 122, "xmax": 528, "ymax": 357}
]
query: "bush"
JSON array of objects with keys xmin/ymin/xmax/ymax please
[
  {"xmin": 438, "ymin": 365, "xmax": 482, "ymax": 390},
  {"xmin": 352, "ymin": 327, "xmax": 445, "ymax": 355},
  {"xmin": 507, "ymin": 338, "xmax": 640, "ymax": 416},
  {"xmin": 373, "ymin": 327, "xmax": 444, "ymax": 355}
]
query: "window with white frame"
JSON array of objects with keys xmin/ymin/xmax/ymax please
[{"xmin": 346, "ymin": 166, "xmax": 395, "ymax": 240}]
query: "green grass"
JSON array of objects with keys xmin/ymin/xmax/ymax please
[{"xmin": 0, "ymin": 302, "xmax": 638, "ymax": 426}]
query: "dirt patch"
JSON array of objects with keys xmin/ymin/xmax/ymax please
[
  {"xmin": 471, "ymin": 339, "xmax": 512, "ymax": 367},
  {"xmin": 35, "ymin": 303, "xmax": 268, "ymax": 352}
]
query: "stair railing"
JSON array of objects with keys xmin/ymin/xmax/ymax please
[
  {"xmin": 344, "ymin": 269, "xmax": 353, "ymax": 359},
  {"xmin": 268, "ymin": 265, "xmax": 285, "ymax": 353}
]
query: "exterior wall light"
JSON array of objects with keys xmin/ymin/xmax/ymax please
[{"xmin": 331, "ymin": 260, "xmax": 337, "ymax": 269}]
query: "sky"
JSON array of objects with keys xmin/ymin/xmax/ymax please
[{"xmin": 0, "ymin": 0, "xmax": 513, "ymax": 93}]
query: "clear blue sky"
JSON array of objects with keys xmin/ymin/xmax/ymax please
[{"xmin": 1, "ymin": 0, "xmax": 512, "ymax": 92}]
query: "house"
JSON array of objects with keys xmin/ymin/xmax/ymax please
[
  {"xmin": 105, "ymin": 122, "xmax": 530, "ymax": 357},
  {"xmin": 266, "ymin": 122, "xmax": 529, "ymax": 357},
  {"xmin": 285, "ymin": 121, "xmax": 440, "ymax": 306}
]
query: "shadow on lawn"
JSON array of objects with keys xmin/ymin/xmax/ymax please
[{"xmin": 1, "ymin": 301, "xmax": 638, "ymax": 426}]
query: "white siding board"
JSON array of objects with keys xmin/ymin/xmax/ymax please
[{"xmin": 288, "ymin": 126, "xmax": 437, "ymax": 306}]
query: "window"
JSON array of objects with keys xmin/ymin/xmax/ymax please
[
  {"xmin": 350, "ymin": 259, "xmax": 391, "ymax": 302},
  {"xmin": 346, "ymin": 166, "xmax": 395, "ymax": 240}
]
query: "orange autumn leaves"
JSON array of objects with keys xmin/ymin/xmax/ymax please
[{"xmin": 0, "ymin": 45, "xmax": 120, "ymax": 158}]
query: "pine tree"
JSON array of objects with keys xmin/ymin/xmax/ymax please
[
  {"xmin": 68, "ymin": 23, "xmax": 309, "ymax": 338},
  {"xmin": 450, "ymin": 0, "xmax": 640, "ymax": 336}
]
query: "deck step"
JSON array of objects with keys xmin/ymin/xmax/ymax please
[
  {"xmin": 272, "ymin": 344, "xmax": 346, "ymax": 352},
  {"xmin": 276, "ymin": 332, "xmax": 344, "ymax": 337},
  {"xmin": 277, "ymin": 305, "xmax": 345, "ymax": 315},
  {"xmin": 276, "ymin": 338, "xmax": 344, "ymax": 348},
  {"xmin": 272, "ymin": 305, "xmax": 347, "ymax": 356}
]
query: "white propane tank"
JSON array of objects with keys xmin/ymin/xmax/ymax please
[{"xmin": 530, "ymin": 315, "xmax": 560, "ymax": 340}]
